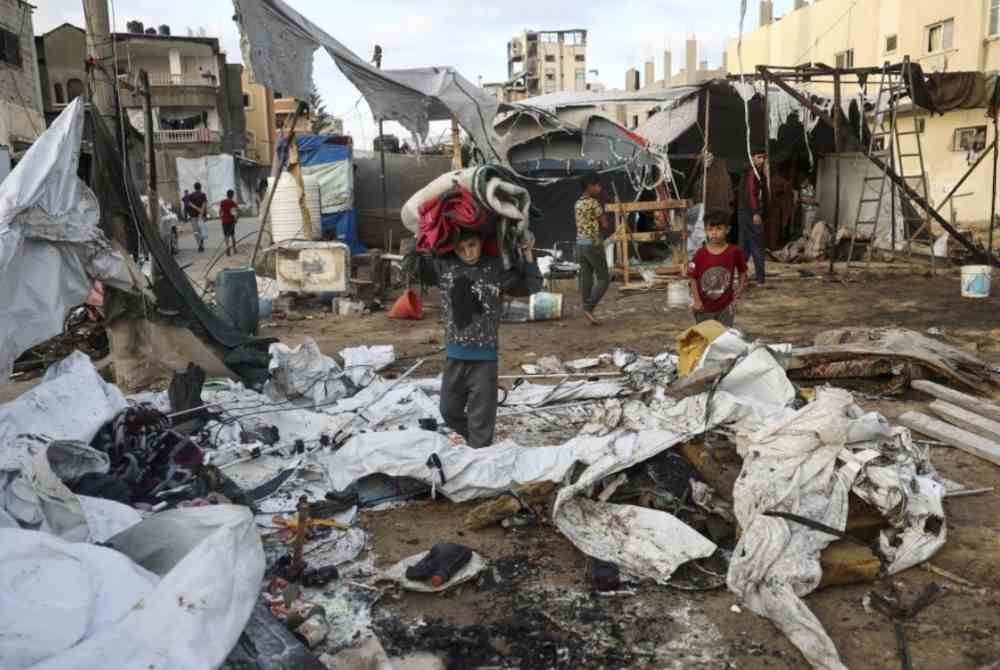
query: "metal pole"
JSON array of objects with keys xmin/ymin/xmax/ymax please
[
  {"xmin": 375, "ymin": 51, "xmax": 389, "ymax": 250},
  {"xmin": 250, "ymin": 104, "xmax": 305, "ymax": 267},
  {"xmin": 140, "ymin": 70, "xmax": 159, "ymax": 236},
  {"xmin": 990, "ymin": 114, "xmax": 998, "ymax": 258},
  {"xmin": 830, "ymin": 72, "xmax": 841, "ymax": 274}
]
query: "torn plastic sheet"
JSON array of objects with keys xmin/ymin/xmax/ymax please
[
  {"xmin": 0, "ymin": 99, "xmax": 142, "ymax": 381},
  {"xmin": 726, "ymin": 387, "xmax": 947, "ymax": 670},
  {"xmin": 1, "ymin": 505, "xmax": 264, "ymax": 670},
  {"xmin": 339, "ymin": 345, "xmax": 395, "ymax": 372},
  {"xmin": 233, "ymin": 0, "xmax": 501, "ymax": 157},
  {"xmin": 502, "ymin": 379, "xmax": 626, "ymax": 407},
  {"xmin": 265, "ymin": 338, "xmax": 354, "ymax": 407},
  {"xmin": 381, "ymin": 550, "xmax": 487, "ymax": 592},
  {"xmin": 0, "ymin": 351, "xmax": 128, "ymax": 448}
]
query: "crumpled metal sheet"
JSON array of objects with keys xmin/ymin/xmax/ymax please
[
  {"xmin": 502, "ymin": 379, "xmax": 625, "ymax": 407},
  {"xmin": 0, "ymin": 100, "xmax": 142, "ymax": 381}
]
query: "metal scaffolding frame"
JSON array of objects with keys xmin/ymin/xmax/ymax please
[{"xmin": 751, "ymin": 61, "xmax": 1000, "ymax": 270}]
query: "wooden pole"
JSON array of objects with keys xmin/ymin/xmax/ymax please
[
  {"xmin": 830, "ymin": 72, "xmax": 841, "ymax": 274},
  {"xmin": 82, "ymin": 0, "xmax": 118, "ymax": 135},
  {"xmin": 250, "ymin": 104, "xmax": 305, "ymax": 267},
  {"xmin": 451, "ymin": 116, "xmax": 463, "ymax": 170},
  {"xmin": 990, "ymin": 113, "xmax": 998, "ymax": 258},
  {"xmin": 701, "ymin": 88, "xmax": 711, "ymax": 207},
  {"xmin": 139, "ymin": 70, "xmax": 159, "ymax": 236}
]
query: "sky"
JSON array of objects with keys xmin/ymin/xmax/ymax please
[{"xmin": 34, "ymin": 0, "xmax": 801, "ymax": 147}]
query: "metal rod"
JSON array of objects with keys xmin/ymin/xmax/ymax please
[
  {"xmin": 831, "ymin": 72, "xmax": 841, "ymax": 274},
  {"xmin": 759, "ymin": 67, "xmax": 999, "ymax": 265},
  {"xmin": 934, "ymin": 139, "xmax": 996, "ymax": 216},
  {"xmin": 499, "ymin": 372, "xmax": 624, "ymax": 380},
  {"xmin": 166, "ymin": 403, "xmax": 225, "ymax": 419},
  {"xmin": 945, "ymin": 486, "xmax": 995, "ymax": 498}
]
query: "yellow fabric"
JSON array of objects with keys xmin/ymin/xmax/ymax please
[{"xmin": 676, "ymin": 320, "xmax": 728, "ymax": 376}]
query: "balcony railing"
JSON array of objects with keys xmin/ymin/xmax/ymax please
[
  {"xmin": 146, "ymin": 72, "xmax": 219, "ymax": 87},
  {"xmin": 154, "ymin": 129, "xmax": 220, "ymax": 144}
]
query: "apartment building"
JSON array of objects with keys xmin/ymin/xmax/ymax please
[
  {"xmin": 501, "ymin": 29, "xmax": 588, "ymax": 101},
  {"xmin": 242, "ymin": 68, "xmax": 275, "ymax": 165},
  {"xmin": 38, "ymin": 21, "xmax": 247, "ymax": 207},
  {"xmin": 726, "ymin": 0, "xmax": 1000, "ymax": 227},
  {"xmin": 0, "ymin": 0, "xmax": 45, "ymax": 155}
]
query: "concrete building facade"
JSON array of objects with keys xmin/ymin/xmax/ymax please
[
  {"xmin": 725, "ymin": 0, "xmax": 1000, "ymax": 227},
  {"xmin": 35, "ymin": 23, "xmax": 87, "ymax": 124},
  {"xmin": 241, "ymin": 68, "xmax": 275, "ymax": 165},
  {"xmin": 0, "ymin": 0, "xmax": 45, "ymax": 153},
  {"xmin": 502, "ymin": 28, "xmax": 588, "ymax": 101}
]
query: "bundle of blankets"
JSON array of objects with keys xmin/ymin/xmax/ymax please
[{"xmin": 401, "ymin": 165, "xmax": 535, "ymax": 269}]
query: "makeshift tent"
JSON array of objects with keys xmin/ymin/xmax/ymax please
[
  {"xmin": 232, "ymin": 0, "xmax": 501, "ymax": 158},
  {"xmin": 292, "ymin": 134, "xmax": 365, "ymax": 253}
]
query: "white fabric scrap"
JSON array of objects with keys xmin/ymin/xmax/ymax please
[
  {"xmin": 264, "ymin": 338, "xmax": 351, "ymax": 406},
  {"xmin": 339, "ymin": 345, "xmax": 395, "ymax": 372}
]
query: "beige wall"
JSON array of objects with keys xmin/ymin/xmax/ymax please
[
  {"xmin": 725, "ymin": 0, "xmax": 1000, "ymax": 226},
  {"xmin": 0, "ymin": 0, "xmax": 44, "ymax": 147},
  {"xmin": 241, "ymin": 69, "xmax": 275, "ymax": 165},
  {"xmin": 39, "ymin": 25, "xmax": 87, "ymax": 114}
]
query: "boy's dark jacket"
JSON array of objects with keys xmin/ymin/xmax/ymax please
[{"xmin": 434, "ymin": 255, "xmax": 542, "ymax": 358}]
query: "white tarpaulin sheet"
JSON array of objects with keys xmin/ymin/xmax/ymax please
[
  {"xmin": 0, "ymin": 99, "xmax": 141, "ymax": 381},
  {"xmin": 301, "ymin": 162, "xmax": 352, "ymax": 214},
  {"xmin": 176, "ymin": 155, "xmax": 236, "ymax": 218},
  {"xmin": 726, "ymin": 387, "xmax": 947, "ymax": 670},
  {"xmin": 232, "ymin": 0, "xmax": 502, "ymax": 158},
  {"xmin": 1, "ymin": 505, "xmax": 264, "ymax": 670}
]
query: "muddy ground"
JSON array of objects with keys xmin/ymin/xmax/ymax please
[{"xmin": 252, "ymin": 261, "xmax": 1000, "ymax": 669}]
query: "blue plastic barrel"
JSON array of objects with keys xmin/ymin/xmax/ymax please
[{"xmin": 216, "ymin": 268, "xmax": 260, "ymax": 335}]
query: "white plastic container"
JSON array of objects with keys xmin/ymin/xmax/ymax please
[
  {"xmin": 960, "ymin": 265, "xmax": 992, "ymax": 298},
  {"xmin": 268, "ymin": 173, "xmax": 323, "ymax": 242},
  {"xmin": 276, "ymin": 241, "xmax": 350, "ymax": 293},
  {"xmin": 667, "ymin": 280, "xmax": 690, "ymax": 308}
]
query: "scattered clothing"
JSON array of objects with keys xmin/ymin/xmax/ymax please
[
  {"xmin": 688, "ymin": 244, "xmax": 747, "ymax": 314},
  {"xmin": 577, "ymin": 244, "xmax": 609, "ymax": 314},
  {"xmin": 405, "ymin": 543, "xmax": 474, "ymax": 587}
]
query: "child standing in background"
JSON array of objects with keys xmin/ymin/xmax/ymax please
[{"xmin": 219, "ymin": 189, "xmax": 239, "ymax": 256}]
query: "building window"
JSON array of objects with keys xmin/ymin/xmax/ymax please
[
  {"xmin": 66, "ymin": 78, "xmax": 84, "ymax": 102},
  {"xmin": 992, "ymin": 0, "xmax": 1000, "ymax": 36},
  {"xmin": 545, "ymin": 71, "xmax": 555, "ymax": 81},
  {"xmin": 953, "ymin": 126, "xmax": 987, "ymax": 152},
  {"xmin": 544, "ymin": 55, "xmax": 555, "ymax": 63},
  {"xmin": 53, "ymin": 83, "xmax": 66, "ymax": 105},
  {"xmin": 915, "ymin": 118, "xmax": 926, "ymax": 133},
  {"xmin": 926, "ymin": 19, "xmax": 954, "ymax": 53},
  {"xmin": 632, "ymin": 115, "xmax": 639, "ymax": 129},
  {"xmin": 885, "ymin": 34, "xmax": 898, "ymax": 53},
  {"xmin": 835, "ymin": 49, "xmax": 854, "ymax": 69},
  {"xmin": 575, "ymin": 54, "xmax": 585, "ymax": 62},
  {"xmin": 541, "ymin": 32, "xmax": 557, "ymax": 43},
  {"xmin": 274, "ymin": 91, "xmax": 284, "ymax": 99},
  {"xmin": 567, "ymin": 31, "xmax": 584, "ymax": 46},
  {"xmin": 0, "ymin": 27, "xmax": 22, "ymax": 67},
  {"xmin": 243, "ymin": 93, "xmax": 252, "ymax": 109},
  {"xmin": 574, "ymin": 69, "xmax": 585, "ymax": 89}
]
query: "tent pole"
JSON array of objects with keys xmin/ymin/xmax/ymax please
[
  {"xmin": 830, "ymin": 72, "xmax": 841, "ymax": 274},
  {"xmin": 250, "ymin": 103, "xmax": 305, "ymax": 268}
]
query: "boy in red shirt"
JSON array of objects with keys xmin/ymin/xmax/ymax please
[
  {"xmin": 219, "ymin": 190, "xmax": 239, "ymax": 256},
  {"xmin": 688, "ymin": 208, "xmax": 748, "ymax": 327}
]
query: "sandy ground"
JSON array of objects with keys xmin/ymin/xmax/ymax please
[
  {"xmin": 11, "ymin": 219, "xmax": 1000, "ymax": 668},
  {"xmin": 248, "ymin": 258, "xmax": 1000, "ymax": 670}
]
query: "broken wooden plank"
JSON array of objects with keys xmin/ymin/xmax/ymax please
[
  {"xmin": 604, "ymin": 199, "xmax": 691, "ymax": 214},
  {"xmin": 912, "ymin": 379, "xmax": 1000, "ymax": 423},
  {"xmin": 929, "ymin": 400, "xmax": 1000, "ymax": 443},
  {"xmin": 898, "ymin": 411, "xmax": 1000, "ymax": 467},
  {"xmin": 464, "ymin": 481, "xmax": 556, "ymax": 530}
]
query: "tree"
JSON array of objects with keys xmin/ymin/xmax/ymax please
[{"xmin": 309, "ymin": 82, "xmax": 333, "ymax": 135}]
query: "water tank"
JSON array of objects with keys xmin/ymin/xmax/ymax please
[
  {"xmin": 127, "ymin": 20, "xmax": 144, "ymax": 34},
  {"xmin": 158, "ymin": 24, "xmax": 171, "ymax": 36},
  {"xmin": 145, "ymin": 27, "xmax": 157, "ymax": 35},
  {"xmin": 268, "ymin": 173, "xmax": 323, "ymax": 243}
]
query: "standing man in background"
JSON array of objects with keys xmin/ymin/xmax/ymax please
[
  {"xmin": 575, "ymin": 174, "xmax": 610, "ymax": 325},
  {"xmin": 187, "ymin": 182, "xmax": 209, "ymax": 253},
  {"xmin": 738, "ymin": 151, "xmax": 768, "ymax": 286}
]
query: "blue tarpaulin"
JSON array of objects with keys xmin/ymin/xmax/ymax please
[{"xmin": 322, "ymin": 209, "xmax": 364, "ymax": 254}]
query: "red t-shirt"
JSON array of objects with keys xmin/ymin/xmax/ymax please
[
  {"xmin": 219, "ymin": 198, "xmax": 238, "ymax": 224},
  {"xmin": 688, "ymin": 244, "xmax": 747, "ymax": 313}
]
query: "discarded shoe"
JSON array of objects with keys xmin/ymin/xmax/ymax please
[{"xmin": 405, "ymin": 542, "xmax": 473, "ymax": 587}]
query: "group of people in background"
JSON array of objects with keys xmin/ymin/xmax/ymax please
[
  {"xmin": 573, "ymin": 150, "xmax": 769, "ymax": 329},
  {"xmin": 180, "ymin": 183, "xmax": 240, "ymax": 256}
]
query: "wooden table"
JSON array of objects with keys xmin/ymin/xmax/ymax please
[{"xmin": 604, "ymin": 198, "xmax": 692, "ymax": 286}]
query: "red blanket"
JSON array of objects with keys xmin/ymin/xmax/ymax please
[{"xmin": 416, "ymin": 185, "xmax": 497, "ymax": 256}]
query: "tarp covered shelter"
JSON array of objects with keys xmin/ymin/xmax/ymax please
[{"xmin": 232, "ymin": 0, "xmax": 502, "ymax": 159}]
